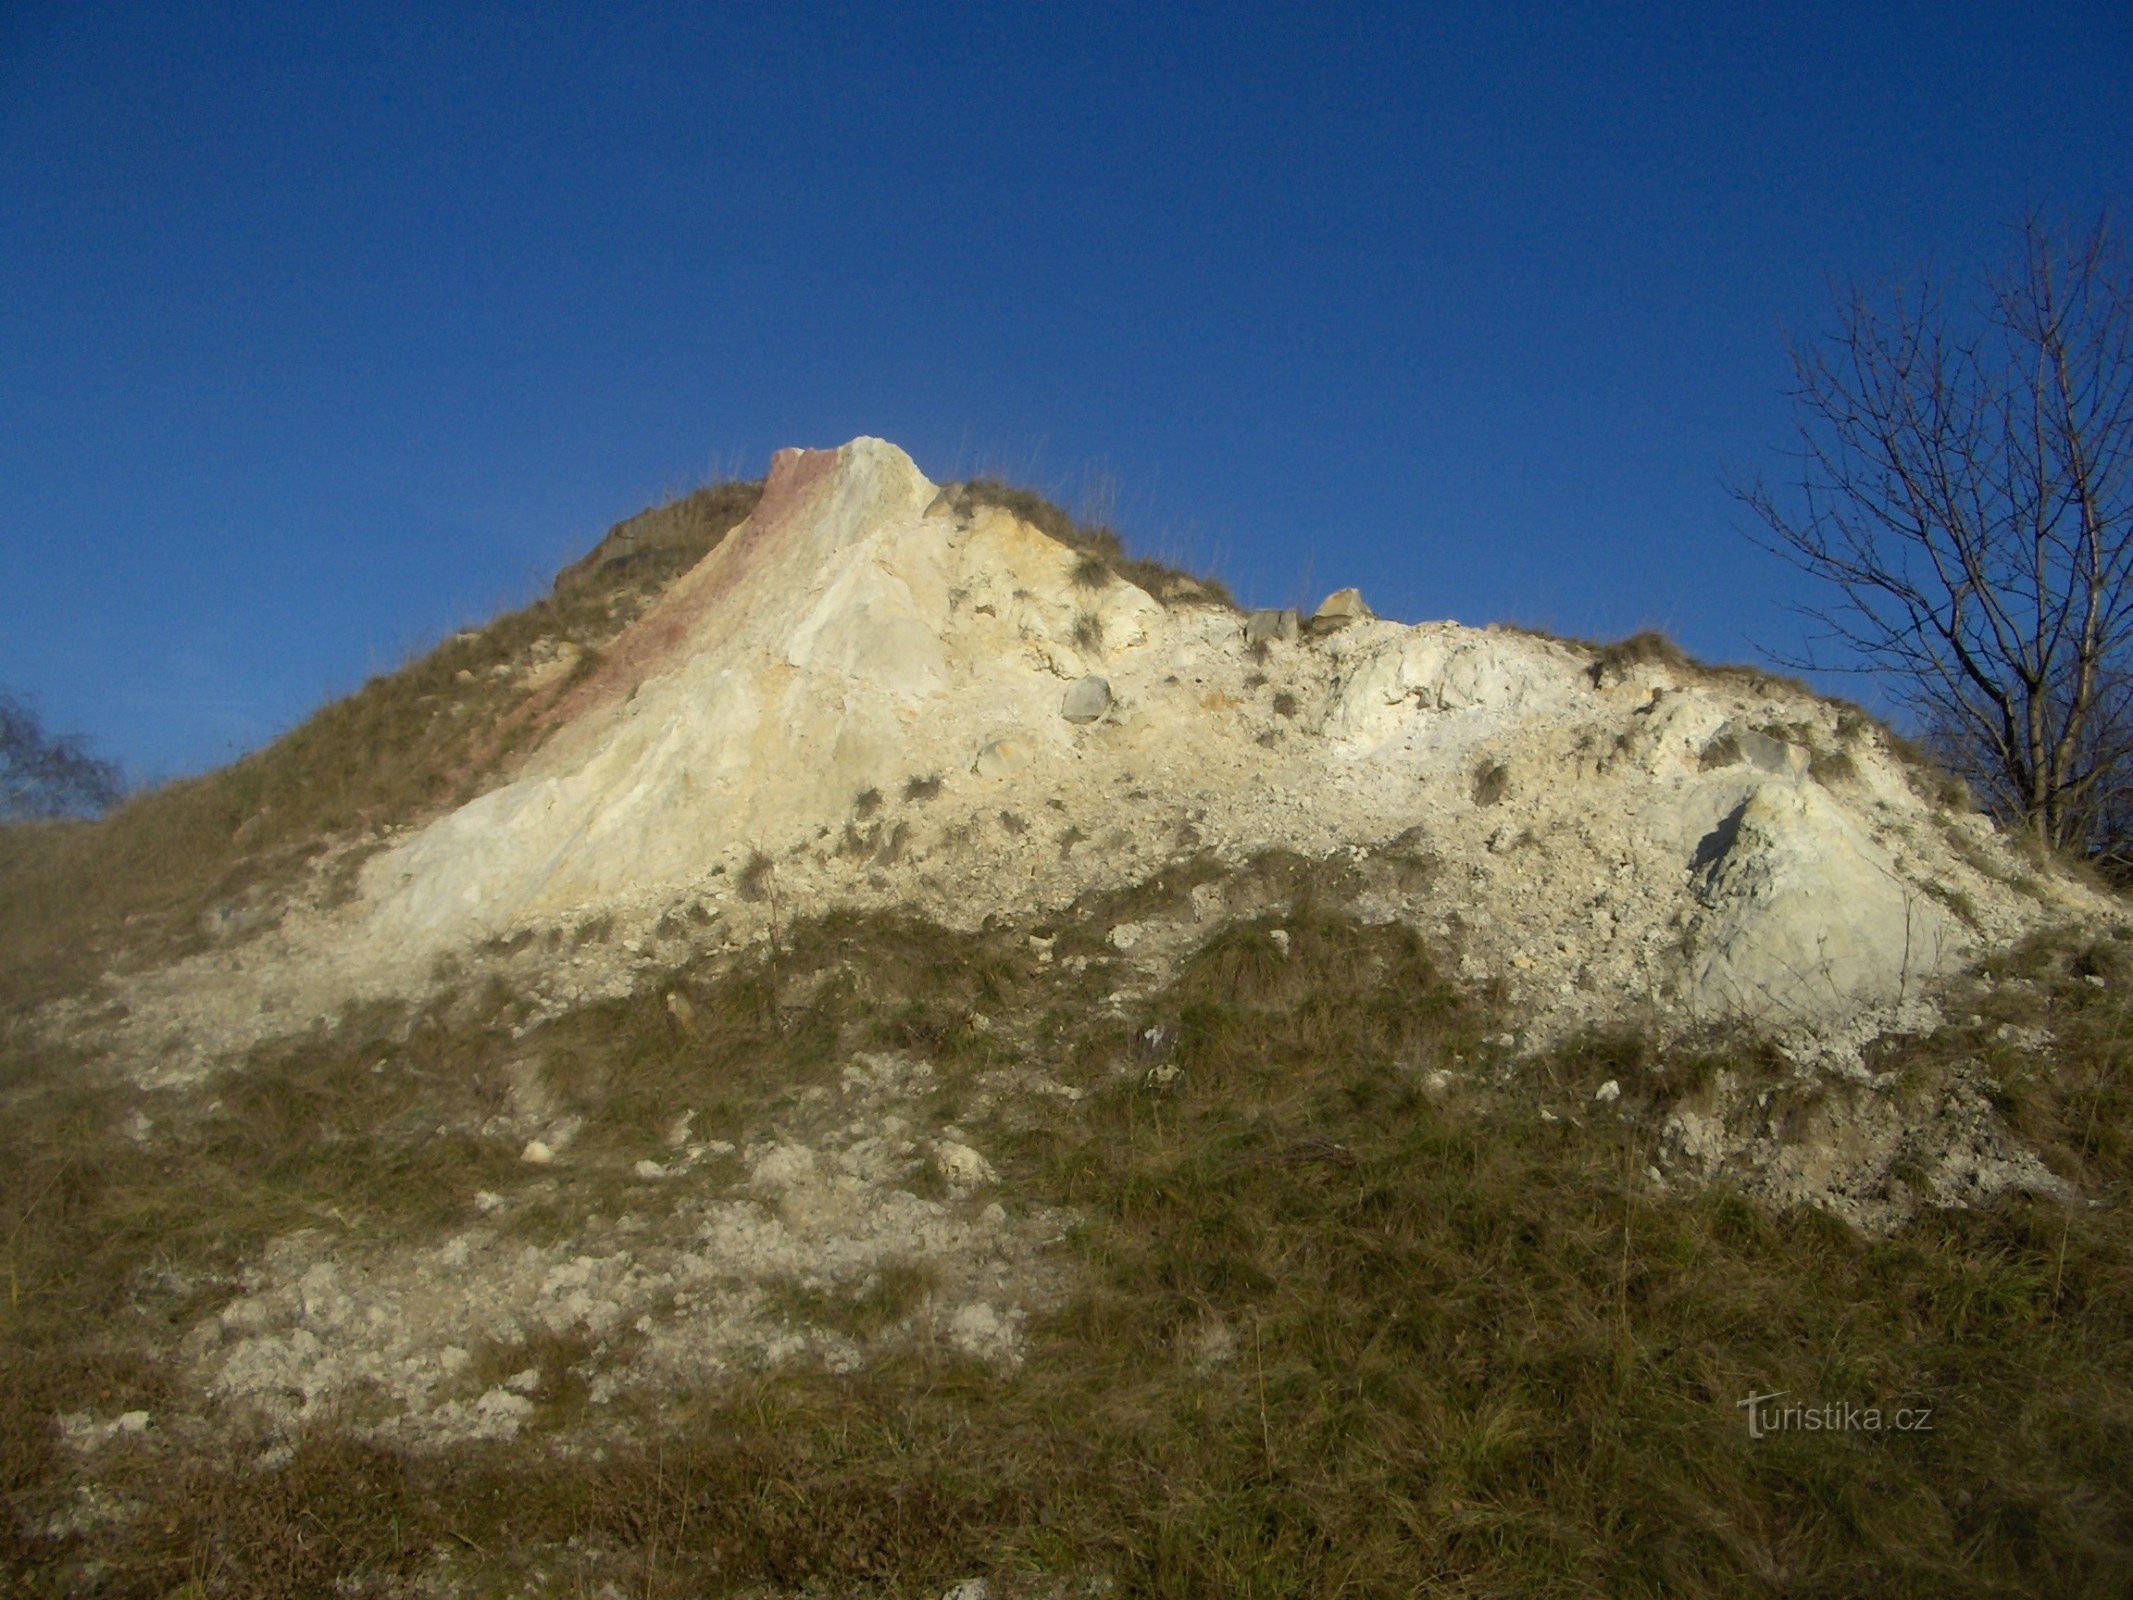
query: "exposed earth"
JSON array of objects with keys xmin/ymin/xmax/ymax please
[{"xmin": 4, "ymin": 439, "xmax": 2127, "ymax": 1598}]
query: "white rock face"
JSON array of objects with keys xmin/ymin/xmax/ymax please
[
  {"xmin": 336, "ymin": 437, "xmax": 2100, "ymax": 1030},
  {"xmin": 104, "ymin": 435, "xmax": 2106, "ymax": 1071},
  {"xmin": 1685, "ymin": 784, "xmax": 1958, "ymax": 1021}
]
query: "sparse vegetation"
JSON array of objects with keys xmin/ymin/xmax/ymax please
[
  {"xmin": 1699, "ymin": 731, "xmax": 1744, "ymax": 770},
  {"xmin": 1809, "ymin": 744, "xmax": 1859, "ymax": 785},
  {"xmin": 736, "ymin": 848, "xmax": 775, "ymax": 902},
  {"xmin": 1471, "ymin": 759, "xmax": 1509, "ymax": 805},
  {"xmin": 0, "ymin": 692, "xmax": 121, "ymax": 820},
  {"xmin": 1491, "ymin": 621, "xmax": 1816, "ymax": 701},
  {"xmin": 945, "ymin": 479, "xmax": 1237, "ymax": 610},
  {"xmin": 2, "ymin": 888, "xmax": 2128, "ymax": 1595},
  {"xmin": 0, "ymin": 479, "xmax": 762, "ymax": 1017}
]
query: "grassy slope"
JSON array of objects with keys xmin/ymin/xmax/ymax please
[
  {"xmin": 1, "ymin": 475, "xmax": 2124, "ymax": 1594},
  {"xmin": 0, "ymin": 474, "xmax": 1233, "ymax": 1022},
  {"xmin": 1, "ymin": 870, "xmax": 2127, "ymax": 1597},
  {"xmin": 0, "ymin": 482, "xmax": 762, "ymax": 1019}
]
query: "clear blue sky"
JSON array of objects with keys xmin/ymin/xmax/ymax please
[{"xmin": 4, "ymin": 2, "xmax": 2129, "ymax": 780}]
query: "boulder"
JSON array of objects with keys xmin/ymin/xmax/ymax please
[
  {"xmin": 1062, "ymin": 675, "xmax": 1113, "ymax": 723},
  {"xmin": 1245, "ymin": 608, "xmax": 1301, "ymax": 645},
  {"xmin": 1730, "ymin": 726, "xmax": 1807, "ymax": 778},
  {"xmin": 1308, "ymin": 587, "xmax": 1372, "ymax": 634},
  {"xmin": 1685, "ymin": 784, "xmax": 1960, "ymax": 1019}
]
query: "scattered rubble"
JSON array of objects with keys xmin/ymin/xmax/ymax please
[{"xmin": 82, "ymin": 438, "xmax": 2106, "ymax": 1092}]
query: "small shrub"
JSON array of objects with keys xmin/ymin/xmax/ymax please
[
  {"xmin": 1810, "ymin": 746, "xmax": 1859, "ymax": 785},
  {"xmin": 1589, "ymin": 629, "xmax": 1693, "ymax": 684},
  {"xmin": 1699, "ymin": 732, "xmax": 1743, "ymax": 770},
  {"xmin": 737, "ymin": 850, "xmax": 774, "ymax": 902}
]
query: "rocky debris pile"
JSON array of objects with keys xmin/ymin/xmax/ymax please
[
  {"xmin": 1655, "ymin": 1059, "xmax": 2070, "ymax": 1234},
  {"xmin": 351, "ymin": 443, "xmax": 2098, "ymax": 1024},
  {"xmin": 186, "ymin": 1050, "xmax": 1065, "ymax": 1448},
  {"xmin": 89, "ymin": 435, "xmax": 2109, "ymax": 1085}
]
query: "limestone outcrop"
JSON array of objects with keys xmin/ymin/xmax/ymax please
[
  {"xmin": 355, "ymin": 439, "xmax": 2091, "ymax": 1024},
  {"xmin": 104, "ymin": 436, "xmax": 2109, "ymax": 1075}
]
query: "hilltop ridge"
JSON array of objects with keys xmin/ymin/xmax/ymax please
[{"xmin": 72, "ymin": 436, "xmax": 2101, "ymax": 1089}]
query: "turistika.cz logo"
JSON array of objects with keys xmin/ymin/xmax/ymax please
[{"xmin": 1737, "ymin": 1390, "xmax": 1935, "ymax": 1439}]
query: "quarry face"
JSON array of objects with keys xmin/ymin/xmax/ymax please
[{"xmin": 99, "ymin": 434, "xmax": 2098, "ymax": 1080}]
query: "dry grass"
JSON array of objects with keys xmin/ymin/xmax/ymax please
[
  {"xmin": 2, "ymin": 884, "xmax": 2130, "ymax": 1594},
  {"xmin": 947, "ymin": 479, "xmax": 1238, "ymax": 611},
  {"xmin": 0, "ymin": 480, "xmax": 762, "ymax": 1020},
  {"xmin": 1490, "ymin": 622, "xmax": 1815, "ymax": 702}
]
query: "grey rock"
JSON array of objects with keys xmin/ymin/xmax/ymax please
[
  {"xmin": 1245, "ymin": 607, "xmax": 1300, "ymax": 645},
  {"xmin": 1733, "ymin": 728, "xmax": 1805, "ymax": 776},
  {"xmin": 1062, "ymin": 675, "xmax": 1113, "ymax": 723},
  {"xmin": 1705, "ymin": 722, "xmax": 1807, "ymax": 777}
]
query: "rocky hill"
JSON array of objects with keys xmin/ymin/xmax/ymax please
[
  {"xmin": 3, "ymin": 439, "xmax": 2128, "ymax": 1598},
  {"xmin": 88, "ymin": 438, "xmax": 2100, "ymax": 1073}
]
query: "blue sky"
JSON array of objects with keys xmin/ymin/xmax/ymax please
[{"xmin": 3, "ymin": 2, "xmax": 2129, "ymax": 780}]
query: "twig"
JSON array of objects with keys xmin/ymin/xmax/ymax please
[{"xmin": 1254, "ymin": 1318, "xmax": 1275, "ymax": 1478}]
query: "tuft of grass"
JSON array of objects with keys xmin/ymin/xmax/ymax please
[
  {"xmin": 1699, "ymin": 730, "xmax": 1744, "ymax": 770},
  {"xmin": 762, "ymin": 1261, "xmax": 938, "ymax": 1340},
  {"xmin": 1810, "ymin": 745, "xmax": 1860, "ymax": 785},
  {"xmin": 1071, "ymin": 552, "xmax": 1111, "ymax": 590},
  {"xmin": 736, "ymin": 849, "xmax": 775, "ymax": 903}
]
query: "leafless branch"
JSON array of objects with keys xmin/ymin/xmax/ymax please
[{"xmin": 1735, "ymin": 208, "xmax": 2133, "ymax": 855}]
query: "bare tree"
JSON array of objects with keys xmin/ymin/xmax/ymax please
[
  {"xmin": 0, "ymin": 691, "xmax": 122, "ymax": 819},
  {"xmin": 1737, "ymin": 209, "xmax": 2133, "ymax": 855}
]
